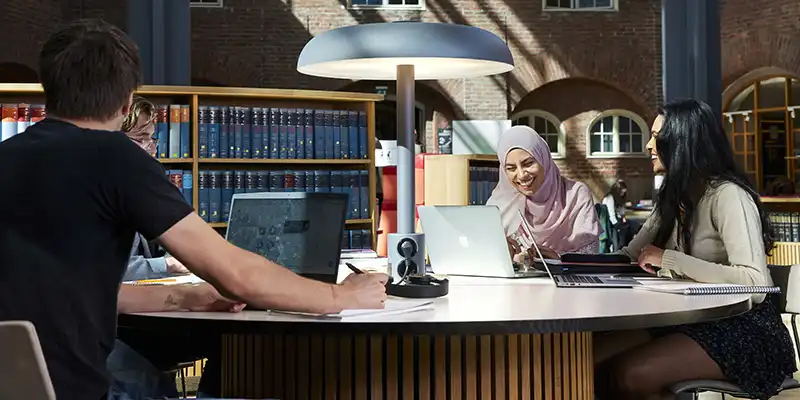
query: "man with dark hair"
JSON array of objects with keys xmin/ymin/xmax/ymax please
[{"xmin": 0, "ymin": 19, "xmax": 388, "ymax": 400}]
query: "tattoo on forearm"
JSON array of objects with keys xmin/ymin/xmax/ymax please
[{"xmin": 165, "ymin": 294, "xmax": 179, "ymax": 308}]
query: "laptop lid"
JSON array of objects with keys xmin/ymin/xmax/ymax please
[
  {"xmin": 518, "ymin": 210, "xmax": 558, "ymax": 284},
  {"xmin": 418, "ymin": 205, "xmax": 517, "ymax": 277},
  {"xmin": 225, "ymin": 192, "xmax": 348, "ymax": 284},
  {"xmin": 0, "ymin": 321, "xmax": 56, "ymax": 400}
]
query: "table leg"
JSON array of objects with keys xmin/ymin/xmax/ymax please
[{"xmin": 221, "ymin": 332, "xmax": 594, "ymax": 399}]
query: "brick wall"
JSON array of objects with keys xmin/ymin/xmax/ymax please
[{"xmin": 3, "ymin": 0, "xmax": 800, "ymax": 197}]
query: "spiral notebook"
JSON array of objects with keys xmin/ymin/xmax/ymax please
[{"xmin": 634, "ymin": 282, "xmax": 780, "ymax": 295}]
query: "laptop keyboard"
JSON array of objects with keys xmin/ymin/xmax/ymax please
[{"xmin": 560, "ymin": 275, "xmax": 603, "ymax": 284}]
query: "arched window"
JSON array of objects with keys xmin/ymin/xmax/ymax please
[
  {"xmin": 586, "ymin": 110, "xmax": 649, "ymax": 157},
  {"xmin": 510, "ymin": 110, "xmax": 565, "ymax": 158}
]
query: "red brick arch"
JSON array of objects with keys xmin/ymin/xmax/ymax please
[{"xmin": 721, "ymin": 30, "xmax": 800, "ymax": 90}]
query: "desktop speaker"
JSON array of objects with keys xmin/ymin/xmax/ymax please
[{"xmin": 386, "ymin": 233, "xmax": 449, "ymax": 299}]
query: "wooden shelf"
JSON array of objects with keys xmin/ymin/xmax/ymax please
[
  {"xmin": 158, "ymin": 158, "xmax": 194, "ymax": 163},
  {"xmin": 761, "ymin": 196, "xmax": 800, "ymax": 203},
  {"xmin": 0, "ymin": 84, "xmax": 381, "ymax": 251},
  {"xmin": 198, "ymin": 158, "xmax": 370, "ymax": 165},
  {"xmin": 0, "ymin": 83, "xmax": 383, "ymax": 103},
  {"xmin": 209, "ymin": 219, "xmax": 371, "ymax": 229}
]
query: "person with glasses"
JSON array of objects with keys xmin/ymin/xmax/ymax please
[{"xmin": 120, "ymin": 96, "xmax": 190, "ymax": 281}]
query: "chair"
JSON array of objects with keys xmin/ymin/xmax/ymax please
[
  {"xmin": 0, "ymin": 321, "xmax": 57, "ymax": 400},
  {"xmin": 165, "ymin": 360, "xmax": 198, "ymax": 398},
  {"xmin": 667, "ymin": 264, "xmax": 800, "ymax": 399}
]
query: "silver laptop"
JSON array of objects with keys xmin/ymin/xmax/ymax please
[
  {"xmin": 418, "ymin": 205, "xmax": 545, "ymax": 278},
  {"xmin": 520, "ymin": 211, "xmax": 640, "ymax": 288},
  {"xmin": 0, "ymin": 321, "xmax": 56, "ymax": 400}
]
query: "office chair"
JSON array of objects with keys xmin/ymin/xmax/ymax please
[{"xmin": 668, "ymin": 264, "xmax": 800, "ymax": 399}]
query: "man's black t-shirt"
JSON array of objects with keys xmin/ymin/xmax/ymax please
[{"xmin": 0, "ymin": 119, "xmax": 194, "ymax": 399}]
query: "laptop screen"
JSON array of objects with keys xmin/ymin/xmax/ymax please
[{"xmin": 225, "ymin": 192, "xmax": 348, "ymax": 283}]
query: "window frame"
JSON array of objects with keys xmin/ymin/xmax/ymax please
[
  {"xmin": 510, "ymin": 109, "xmax": 567, "ymax": 159},
  {"xmin": 585, "ymin": 109, "xmax": 649, "ymax": 159},
  {"xmin": 190, "ymin": 0, "xmax": 224, "ymax": 8},
  {"xmin": 348, "ymin": 0, "xmax": 425, "ymax": 11},
  {"xmin": 542, "ymin": 0, "xmax": 618, "ymax": 12}
]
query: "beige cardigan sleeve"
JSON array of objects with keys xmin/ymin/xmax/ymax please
[
  {"xmin": 660, "ymin": 184, "xmax": 769, "ymax": 288},
  {"xmin": 618, "ymin": 213, "xmax": 659, "ymax": 261}
]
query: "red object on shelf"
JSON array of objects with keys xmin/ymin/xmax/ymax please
[{"xmin": 375, "ymin": 158, "xmax": 427, "ymax": 257}]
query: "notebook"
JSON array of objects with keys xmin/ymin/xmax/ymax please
[
  {"xmin": 634, "ymin": 282, "xmax": 781, "ymax": 295},
  {"xmin": 271, "ymin": 298, "xmax": 434, "ymax": 319}
]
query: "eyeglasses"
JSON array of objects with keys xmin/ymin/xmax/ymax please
[{"xmin": 130, "ymin": 135, "xmax": 158, "ymax": 157}]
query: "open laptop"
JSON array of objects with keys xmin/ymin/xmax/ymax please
[
  {"xmin": 418, "ymin": 205, "xmax": 545, "ymax": 278},
  {"xmin": 520, "ymin": 212, "xmax": 640, "ymax": 288},
  {"xmin": 0, "ymin": 321, "xmax": 56, "ymax": 400},
  {"xmin": 226, "ymin": 192, "xmax": 348, "ymax": 284}
]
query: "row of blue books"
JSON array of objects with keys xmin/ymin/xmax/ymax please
[
  {"xmin": 197, "ymin": 107, "xmax": 368, "ymax": 160},
  {"xmin": 468, "ymin": 166, "xmax": 500, "ymax": 205},
  {"xmin": 197, "ymin": 169, "xmax": 370, "ymax": 223},
  {"xmin": 343, "ymin": 229, "xmax": 373, "ymax": 250},
  {"xmin": 155, "ymin": 105, "xmax": 191, "ymax": 159}
]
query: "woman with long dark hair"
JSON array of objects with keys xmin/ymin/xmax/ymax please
[{"xmin": 596, "ymin": 99, "xmax": 796, "ymax": 399}]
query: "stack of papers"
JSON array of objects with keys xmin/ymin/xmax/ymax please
[{"xmin": 271, "ymin": 298, "xmax": 434, "ymax": 319}]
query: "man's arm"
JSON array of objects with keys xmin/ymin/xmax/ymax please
[
  {"xmin": 118, "ymin": 283, "xmax": 244, "ymax": 314},
  {"xmin": 156, "ymin": 213, "xmax": 360, "ymax": 315}
]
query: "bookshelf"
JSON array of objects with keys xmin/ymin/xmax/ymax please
[
  {"xmin": 421, "ymin": 154, "xmax": 500, "ymax": 206},
  {"xmin": 0, "ymin": 83, "xmax": 382, "ymax": 250}
]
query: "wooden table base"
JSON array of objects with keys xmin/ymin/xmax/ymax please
[{"xmin": 220, "ymin": 332, "xmax": 594, "ymax": 399}]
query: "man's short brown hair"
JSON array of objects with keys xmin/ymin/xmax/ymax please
[{"xmin": 39, "ymin": 19, "xmax": 142, "ymax": 121}]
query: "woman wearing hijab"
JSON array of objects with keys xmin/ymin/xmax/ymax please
[{"xmin": 487, "ymin": 126, "xmax": 602, "ymax": 261}]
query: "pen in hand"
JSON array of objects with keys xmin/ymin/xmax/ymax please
[{"xmin": 346, "ymin": 262, "xmax": 364, "ymax": 274}]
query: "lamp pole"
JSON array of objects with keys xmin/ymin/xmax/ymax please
[{"xmin": 396, "ymin": 64, "xmax": 416, "ymax": 234}]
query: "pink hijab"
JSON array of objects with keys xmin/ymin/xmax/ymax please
[{"xmin": 486, "ymin": 126, "xmax": 602, "ymax": 253}]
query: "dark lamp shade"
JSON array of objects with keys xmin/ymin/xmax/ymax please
[{"xmin": 297, "ymin": 22, "xmax": 515, "ymax": 80}]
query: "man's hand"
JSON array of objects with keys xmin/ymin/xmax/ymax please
[
  {"xmin": 334, "ymin": 273, "xmax": 389, "ymax": 310},
  {"xmin": 506, "ymin": 236, "xmax": 521, "ymax": 257},
  {"xmin": 165, "ymin": 256, "xmax": 190, "ymax": 275},
  {"xmin": 177, "ymin": 283, "xmax": 246, "ymax": 312}
]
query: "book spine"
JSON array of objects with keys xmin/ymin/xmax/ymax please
[
  {"xmin": 332, "ymin": 111, "xmax": 342, "ymax": 159},
  {"xmin": 198, "ymin": 171, "xmax": 209, "ymax": 222},
  {"xmin": 348, "ymin": 111, "xmax": 359, "ymax": 160},
  {"xmin": 262, "ymin": 108, "xmax": 271, "ymax": 159},
  {"xmin": 251, "ymin": 108, "xmax": 263, "ymax": 159},
  {"xmin": 348, "ymin": 170, "xmax": 359, "ymax": 219},
  {"xmin": 295, "ymin": 169, "xmax": 306, "ymax": 192},
  {"xmin": 16, "ymin": 103, "xmax": 30, "ymax": 134},
  {"xmin": 156, "ymin": 105, "xmax": 169, "ymax": 158},
  {"xmin": 222, "ymin": 170, "xmax": 234, "ymax": 221},
  {"xmin": 270, "ymin": 108, "xmax": 280, "ymax": 159},
  {"xmin": 209, "ymin": 170, "xmax": 222, "ymax": 223},
  {"xmin": 244, "ymin": 171, "xmax": 256, "ymax": 193},
  {"xmin": 304, "ymin": 109, "xmax": 314, "ymax": 159},
  {"xmin": 270, "ymin": 171, "xmax": 285, "ymax": 192},
  {"xmin": 227, "ymin": 107, "xmax": 236, "ymax": 158},
  {"xmin": 30, "ymin": 104, "xmax": 46, "ymax": 126},
  {"xmin": 359, "ymin": 170, "xmax": 369, "ymax": 219},
  {"xmin": 168, "ymin": 105, "xmax": 181, "ymax": 158},
  {"xmin": 295, "ymin": 108, "xmax": 305, "ymax": 159},
  {"xmin": 358, "ymin": 111, "xmax": 368, "ymax": 159},
  {"xmin": 339, "ymin": 110, "xmax": 349, "ymax": 159},
  {"xmin": 210, "ymin": 106, "xmax": 222, "ymax": 158},
  {"xmin": 313, "ymin": 110, "xmax": 325, "ymax": 159},
  {"xmin": 168, "ymin": 169, "xmax": 183, "ymax": 193},
  {"xmin": 233, "ymin": 107, "xmax": 243, "ymax": 159},
  {"xmin": 242, "ymin": 107, "xmax": 252, "ymax": 159},
  {"xmin": 287, "ymin": 109, "xmax": 297, "ymax": 159},
  {"xmin": 180, "ymin": 105, "xmax": 191, "ymax": 158},
  {"xmin": 258, "ymin": 171, "xmax": 270, "ymax": 193},
  {"xmin": 1, "ymin": 104, "xmax": 18, "ymax": 141},
  {"xmin": 284, "ymin": 170, "xmax": 294, "ymax": 192},
  {"xmin": 279, "ymin": 108, "xmax": 288, "ymax": 159},
  {"xmin": 182, "ymin": 170, "xmax": 193, "ymax": 206},
  {"xmin": 198, "ymin": 106, "xmax": 209, "ymax": 158},
  {"xmin": 233, "ymin": 170, "xmax": 246, "ymax": 194},
  {"xmin": 324, "ymin": 110, "xmax": 334, "ymax": 159}
]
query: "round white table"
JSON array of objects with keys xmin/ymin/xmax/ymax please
[{"xmin": 119, "ymin": 278, "xmax": 751, "ymax": 400}]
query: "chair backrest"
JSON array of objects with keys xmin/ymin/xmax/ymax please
[
  {"xmin": 768, "ymin": 264, "xmax": 800, "ymax": 314},
  {"xmin": 0, "ymin": 321, "xmax": 56, "ymax": 400}
]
